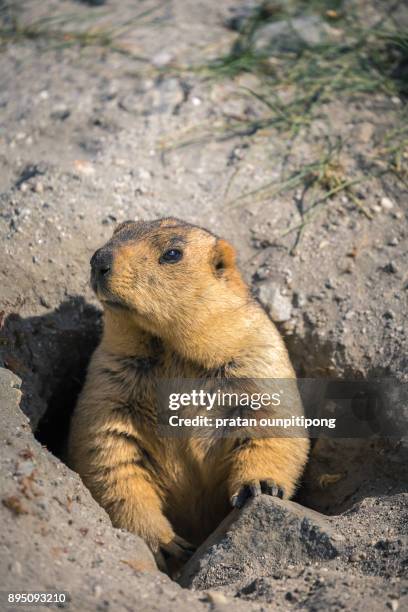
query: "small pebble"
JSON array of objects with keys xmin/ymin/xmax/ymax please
[
  {"xmin": 258, "ymin": 284, "xmax": 293, "ymax": 322},
  {"xmin": 138, "ymin": 168, "xmax": 152, "ymax": 181},
  {"xmin": 205, "ymin": 591, "xmax": 229, "ymax": 605},
  {"xmin": 9, "ymin": 561, "xmax": 22, "ymax": 576},
  {"xmin": 151, "ymin": 51, "xmax": 173, "ymax": 68},
  {"xmin": 293, "ymin": 292, "xmax": 307, "ymax": 308},
  {"xmin": 33, "ymin": 181, "xmax": 44, "ymax": 194},
  {"xmin": 381, "ymin": 197, "xmax": 394, "ymax": 210},
  {"xmin": 255, "ymin": 267, "xmax": 270, "ymax": 281},
  {"xmin": 385, "ymin": 262, "xmax": 398, "ymax": 274},
  {"xmin": 285, "ymin": 592, "xmax": 297, "ymax": 602},
  {"xmin": 74, "ymin": 160, "xmax": 95, "ymax": 176}
]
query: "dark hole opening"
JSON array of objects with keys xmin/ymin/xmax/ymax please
[
  {"xmin": 35, "ymin": 333, "xmax": 99, "ymax": 460},
  {"xmin": 1, "ymin": 297, "xmax": 102, "ymax": 461}
]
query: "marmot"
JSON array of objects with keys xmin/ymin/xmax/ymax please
[{"xmin": 68, "ymin": 217, "xmax": 309, "ymax": 569}]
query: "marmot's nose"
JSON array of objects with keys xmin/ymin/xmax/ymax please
[{"xmin": 90, "ymin": 248, "xmax": 112, "ymax": 279}]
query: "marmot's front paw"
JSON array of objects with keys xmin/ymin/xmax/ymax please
[
  {"xmin": 231, "ymin": 479, "xmax": 285, "ymax": 509},
  {"xmin": 160, "ymin": 534, "xmax": 196, "ymax": 562},
  {"xmin": 154, "ymin": 534, "xmax": 195, "ymax": 573}
]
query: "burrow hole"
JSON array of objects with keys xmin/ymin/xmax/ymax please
[{"xmin": 1, "ymin": 297, "xmax": 404, "ymax": 520}]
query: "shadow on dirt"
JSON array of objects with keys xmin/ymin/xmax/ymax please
[{"xmin": 0, "ymin": 297, "xmax": 101, "ymax": 459}]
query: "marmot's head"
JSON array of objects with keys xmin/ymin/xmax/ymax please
[{"xmin": 90, "ymin": 218, "xmax": 247, "ymax": 339}]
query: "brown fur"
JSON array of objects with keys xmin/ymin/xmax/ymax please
[{"xmin": 68, "ymin": 218, "xmax": 309, "ymax": 568}]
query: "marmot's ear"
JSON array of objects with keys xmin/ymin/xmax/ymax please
[
  {"xmin": 212, "ymin": 239, "xmax": 237, "ymax": 275},
  {"xmin": 113, "ymin": 220, "xmax": 135, "ymax": 236}
]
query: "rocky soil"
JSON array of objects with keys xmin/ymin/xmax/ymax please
[{"xmin": 0, "ymin": 0, "xmax": 407, "ymax": 610}]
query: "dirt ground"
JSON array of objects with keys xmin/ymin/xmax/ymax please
[{"xmin": 0, "ymin": 0, "xmax": 407, "ymax": 610}]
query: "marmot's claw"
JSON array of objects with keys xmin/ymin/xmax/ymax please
[
  {"xmin": 160, "ymin": 535, "xmax": 196, "ymax": 562},
  {"xmin": 260, "ymin": 479, "xmax": 285, "ymax": 499},
  {"xmin": 231, "ymin": 480, "xmax": 285, "ymax": 508},
  {"xmin": 154, "ymin": 550, "xmax": 168, "ymax": 573},
  {"xmin": 231, "ymin": 482, "xmax": 259, "ymax": 508}
]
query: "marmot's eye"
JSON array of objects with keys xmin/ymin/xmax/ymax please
[{"xmin": 159, "ymin": 248, "xmax": 183, "ymax": 264}]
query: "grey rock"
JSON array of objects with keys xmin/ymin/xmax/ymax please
[
  {"xmin": 384, "ymin": 261, "xmax": 399, "ymax": 274},
  {"xmin": 120, "ymin": 79, "xmax": 185, "ymax": 116},
  {"xmin": 258, "ymin": 283, "xmax": 292, "ymax": 322},
  {"xmin": 152, "ymin": 51, "xmax": 174, "ymax": 68},
  {"xmin": 225, "ymin": 1, "xmax": 260, "ymax": 31},
  {"xmin": 15, "ymin": 163, "xmax": 48, "ymax": 189},
  {"xmin": 381, "ymin": 197, "xmax": 394, "ymax": 210},
  {"xmin": 254, "ymin": 265, "xmax": 270, "ymax": 281},
  {"xmin": 293, "ymin": 291, "xmax": 307, "ymax": 308},
  {"xmin": 253, "ymin": 16, "xmax": 327, "ymax": 53},
  {"xmin": 50, "ymin": 105, "xmax": 71, "ymax": 121},
  {"xmin": 179, "ymin": 496, "xmax": 345, "ymax": 590}
]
